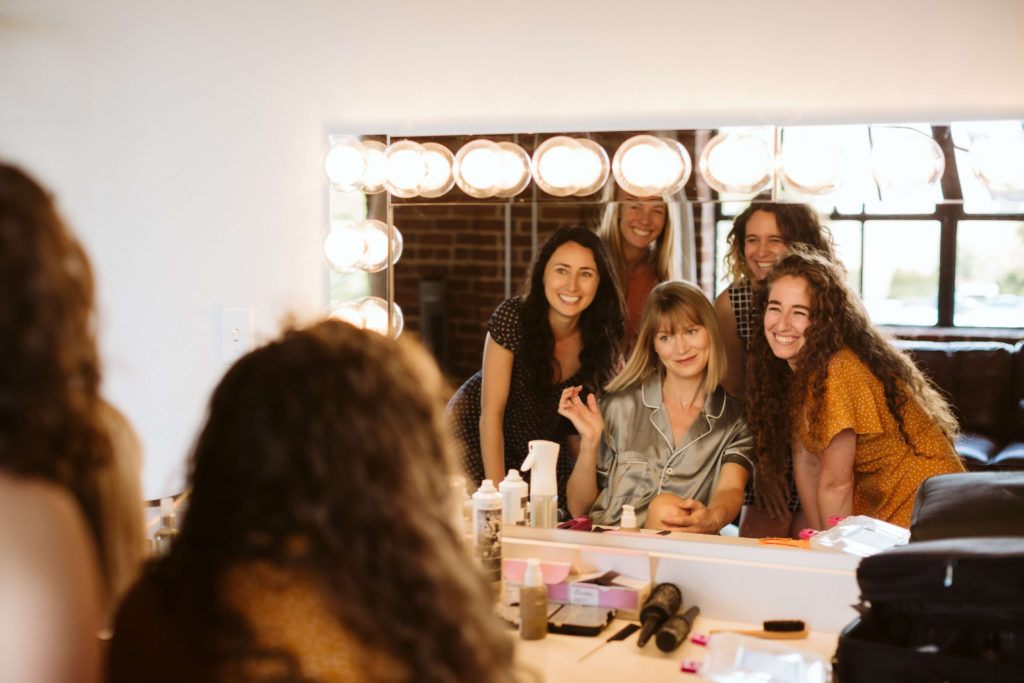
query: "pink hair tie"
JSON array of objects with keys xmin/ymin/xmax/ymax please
[{"xmin": 798, "ymin": 527, "xmax": 819, "ymax": 540}]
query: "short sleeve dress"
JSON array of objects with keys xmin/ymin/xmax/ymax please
[
  {"xmin": 796, "ymin": 348, "xmax": 966, "ymax": 528},
  {"xmin": 447, "ymin": 297, "xmax": 581, "ymax": 511}
]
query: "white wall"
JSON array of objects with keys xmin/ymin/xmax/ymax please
[{"xmin": 2, "ymin": 0, "xmax": 1022, "ymax": 498}]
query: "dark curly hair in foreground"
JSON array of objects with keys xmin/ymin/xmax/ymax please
[
  {"xmin": 519, "ymin": 225, "xmax": 625, "ymax": 396},
  {"xmin": 0, "ymin": 162, "xmax": 111, "ymax": 577},
  {"xmin": 746, "ymin": 247, "xmax": 958, "ymax": 513},
  {"xmin": 137, "ymin": 320, "xmax": 517, "ymax": 681}
]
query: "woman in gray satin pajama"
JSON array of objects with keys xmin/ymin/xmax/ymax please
[{"xmin": 559, "ymin": 281, "xmax": 753, "ymax": 532}]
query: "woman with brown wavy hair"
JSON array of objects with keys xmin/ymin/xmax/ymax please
[
  {"xmin": 109, "ymin": 320, "xmax": 519, "ymax": 683},
  {"xmin": 746, "ymin": 247, "xmax": 965, "ymax": 530},
  {"xmin": 1, "ymin": 162, "xmax": 145, "ymax": 681}
]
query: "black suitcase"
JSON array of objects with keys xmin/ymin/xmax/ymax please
[{"xmin": 833, "ymin": 537, "xmax": 1024, "ymax": 683}]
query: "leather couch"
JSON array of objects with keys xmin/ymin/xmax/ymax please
[{"xmin": 894, "ymin": 340, "xmax": 1024, "ymax": 470}]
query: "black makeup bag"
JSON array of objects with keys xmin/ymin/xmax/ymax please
[{"xmin": 833, "ymin": 537, "xmax": 1024, "ymax": 683}]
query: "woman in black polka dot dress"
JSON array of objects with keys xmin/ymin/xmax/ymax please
[{"xmin": 448, "ymin": 226, "xmax": 624, "ymax": 516}]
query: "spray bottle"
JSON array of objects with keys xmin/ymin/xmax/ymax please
[
  {"xmin": 153, "ymin": 497, "xmax": 180, "ymax": 557},
  {"xmin": 519, "ymin": 558, "xmax": 548, "ymax": 640},
  {"xmin": 521, "ymin": 439, "xmax": 559, "ymax": 529},
  {"xmin": 472, "ymin": 479, "xmax": 503, "ymax": 594},
  {"xmin": 499, "ymin": 469, "xmax": 529, "ymax": 526}
]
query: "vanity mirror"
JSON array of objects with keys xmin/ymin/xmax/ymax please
[{"xmin": 326, "ymin": 121, "xmax": 1024, "ymax": 384}]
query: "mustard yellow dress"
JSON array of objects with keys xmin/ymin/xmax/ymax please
[{"xmin": 796, "ymin": 348, "xmax": 966, "ymax": 528}]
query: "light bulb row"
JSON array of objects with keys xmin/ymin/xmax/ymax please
[
  {"xmin": 325, "ymin": 129, "xmax": 1024, "ymax": 200},
  {"xmin": 323, "ymin": 134, "xmax": 693, "ymax": 199}
]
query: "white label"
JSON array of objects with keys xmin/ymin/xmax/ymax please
[{"xmin": 569, "ymin": 583, "xmax": 600, "ymax": 606}]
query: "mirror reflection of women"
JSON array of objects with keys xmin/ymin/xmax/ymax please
[
  {"xmin": 559, "ymin": 281, "xmax": 753, "ymax": 532},
  {"xmin": 597, "ymin": 186, "xmax": 683, "ymax": 351},
  {"xmin": 747, "ymin": 248, "xmax": 966, "ymax": 529},
  {"xmin": 448, "ymin": 226, "xmax": 624, "ymax": 511},
  {"xmin": 109, "ymin": 321, "xmax": 518, "ymax": 682}
]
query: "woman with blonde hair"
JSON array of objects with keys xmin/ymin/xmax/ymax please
[
  {"xmin": 109, "ymin": 320, "xmax": 518, "ymax": 682},
  {"xmin": 747, "ymin": 247, "xmax": 965, "ymax": 529},
  {"xmin": 597, "ymin": 185, "xmax": 685, "ymax": 351},
  {"xmin": 559, "ymin": 281, "xmax": 752, "ymax": 531}
]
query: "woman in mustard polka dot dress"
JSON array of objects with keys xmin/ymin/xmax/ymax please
[{"xmin": 745, "ymin": 247, "xmax": 965, "ymax": 530}]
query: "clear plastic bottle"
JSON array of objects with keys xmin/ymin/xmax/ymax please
[
  {"xmin": 499, "ymin": 469, "xmax": 529, "ymax": 526},
  {"xmin": 472, "ymin": 480, "xmax": 503, "ymax": 594},
  {"xmin": 519, "ymin": 558, "xmax": 548, "ymax": 640},
  {"xmin": 152, "ymin": 497, "xmax": 180, "ymax": 557},
  {"xmin": 620, "ymin": 504, "xmax": 638, "ymax": 531}
]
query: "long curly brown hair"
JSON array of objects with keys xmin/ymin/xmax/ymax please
[
  {"xmin": 746, "ymin": 247, "xmax": 959, "ymax": 512},
  {"xmin": 0, "ymin": 162, "xmax": 112, "ymax": 579},
  {"xmin": 723, "ymin": 202, "xmax": 836, "ymax": 285},
  {"xmin": 145, "ymin": 320, "xmax": 517, "ymax": 681},
  {"xmin": 519, "ymin": 225, "xmax": 624, "ymax": 395}
]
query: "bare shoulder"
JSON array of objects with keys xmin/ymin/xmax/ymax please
[
  {"xmin": 714, "ymin": 288, "xmax": 737, "ymax": 326},
  {"xmin": 0, "ymin": 474, "xmax": 102, "ymax": 683}
]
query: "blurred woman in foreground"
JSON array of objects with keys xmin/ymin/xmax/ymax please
[{"xmin": 109, "ymin": 320, "xmax": 517, "ymax": 682}]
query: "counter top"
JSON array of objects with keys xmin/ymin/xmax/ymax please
[{"xmin": 515, "ymin": 615, "xmax": 838, "ymax": 682}]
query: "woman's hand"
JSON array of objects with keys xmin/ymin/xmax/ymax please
[
  {"xmin": 557, "ymin": 386, "xmax": 604, "ymax": 445},
  {"xmin": 646, "ymin": 495, "xmax": 721, "ymax": 534}
]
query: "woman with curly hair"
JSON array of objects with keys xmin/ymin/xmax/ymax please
[
  {"xmin": 558, "ymin": 281, "xmax": 753, "ymax": 532},
  {"xmin": 0, "ymin": 162, "xmax": 145, "ymax": 681},
  {"xmin": 109, "ymin": 320, "xmax": 519, "ymax": 683},
  {"xmin": 714, "ymin": 202, "xmax": 836, "ymax": 536},
  {"xmin": 747, "ymin": 247, "xmax": 965, "ymax": 530},
  {"xmin": 597, "ymin": 185, "xmax": 684, "ymax": 351},
  {"xmin": 448, "ymin": 226, "xmax": 624, "ymax": 514},
  {"xmin": 714, "ymin": 202, "xmax": 836, "ymax": 398}
]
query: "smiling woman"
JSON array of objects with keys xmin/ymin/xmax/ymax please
[
  {"xmin": 559, "ymin": 281, "xmax": 752, "ymax": 532},
  {"xmin": 445, "ymin": 226, "xmax": 624, "ymax": 514},
  {"xmin": 746, "ymin": 247, "xmax": 966, "ymax": 530}
]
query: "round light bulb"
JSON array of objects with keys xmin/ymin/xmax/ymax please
[
  {"xmin": 330, "ymin": 297, "xmax": 404, "ymax": 337},
  {"xmin": 573, "ymin": 138, "xmax": 610, "ymax": 196},
  {"xmin": 418, "ymin": 142, "xmax": 456, "ymax": 198},
  {"xmin": 613, "ymin": 135, "xmax": 690, "ymax": 197},
  {"xmin": 360, "ymin": 140, "xmax": 387, "ymax": 194},
  {"xmin": 698, "ymin": 133, "xmax": 773, "ymax": 195},
  {"xmin": 322, "ymin": 220, "xmax": 367, "ymax": 272},
  {"xmin": 870, "ymin": 129, "xmax": 944, "ymax": 193},
  {"xmin": 532, "ymin": 136, "xmax": 583, "ymax": 197},
  {"xmin": 455, "ymin": 140, "xmax": 502, "ymax": 198},
  {"xmin": 323, "ymin": 137, "xmax": 367, "ymax": 192},
  {"xmin": 780, "ymin": 134, "xmax": 842, "ymax": 195},
  {"xmin": 971, "ymin": 133, "xmax": 1024, "ymax": 196},
  {"xmin": 385, "ymin": 140, "xmax": 427, "ymax": 198},
  {"xmin": 359, "ymin": 219, "xmax": 403, "ymax": 273},
  {"xmin": 494, "ymin": 141, "xmax": 532, "ymax": 198}
]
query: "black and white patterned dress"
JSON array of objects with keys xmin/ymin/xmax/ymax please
[{"xmin": 446, "ymin": 297, "xmax": 580, "ymax": 513}]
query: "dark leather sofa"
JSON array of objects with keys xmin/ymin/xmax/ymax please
[{"xmin": 894, "ymin": 339, "xmax": 1024, "ymax": 470}]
